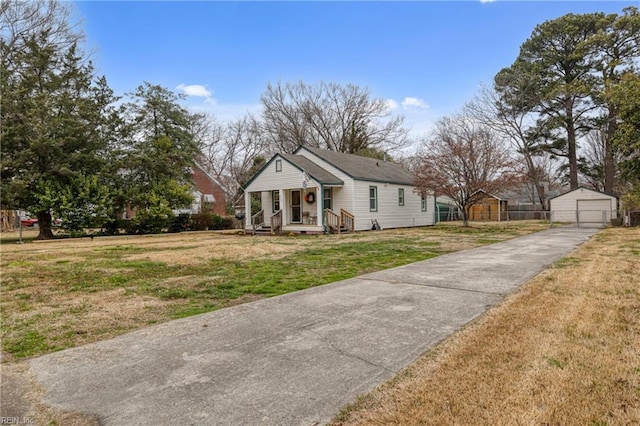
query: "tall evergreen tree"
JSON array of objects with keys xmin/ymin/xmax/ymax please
[
  {"xmin": 1, "ymin": 3, "xmax": 118, "ymax": 239},
  {"xmin": 118, "ymin": 83, "xmax": 202, "ymax": 232},
  {"xmin": 511, "ymin": 13, "xmax": 601, "ymax": 190},
  {"xmin": 609, "ymin": 73, "xmax": 640, "ymax": 185},
  {"xmin": 589, "ymin": 7, "xmax": 640, "ymax": 193},
  {"xmin": 496, "ymin": 7, "xmax": 639, "ymax": 192}
]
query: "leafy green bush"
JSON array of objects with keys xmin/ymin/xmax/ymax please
[
  {"xmin": 212, "ymin": 216, "xmax": 234, "ymax": 230},
  {"xmin": 131, "ymin": 209, "xmax": 173, "ymax": 234},
  {"xmin": 190, "ymin": 212, "xmax": 214, "ymax": 231},
  {"xmin": 168, "ymin": 213, "xmax": 191, "ymax": 233}
]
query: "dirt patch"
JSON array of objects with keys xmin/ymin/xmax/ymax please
[{"xmin": 124, "ymin": 238, "xmax": 304, "ymax": 265}]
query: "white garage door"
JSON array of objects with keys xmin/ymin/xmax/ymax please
[{"xmin": 577, "ymin": 199, "xmax": 611, "ymax": 223}]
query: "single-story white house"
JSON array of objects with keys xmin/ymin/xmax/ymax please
[
  {"xmin": 242, "ymin": 146, "xmax": 435, "ymax": 234},
  {"xmin": 550, "ymin": 187, "xmax": 618, "ymax": 226}
]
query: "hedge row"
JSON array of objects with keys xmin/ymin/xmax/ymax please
[{"xmin": 102, "ymin": 212, "xmax": 235, "ymax": 235}]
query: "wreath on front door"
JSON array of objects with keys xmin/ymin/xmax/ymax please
[{"xmin": 304, "ymin": 193, "xmax": 315, "ymax": 204}]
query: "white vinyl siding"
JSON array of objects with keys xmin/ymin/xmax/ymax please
[
  {"xmin": 352, "ymin": 181, "xmax": 434, "ymax": 231},
  {"xmin": 550, "ymin": 187, "xmax": 617, "ymax": 223},
  {"xmin": 299, "ymin": 147, "xmax": 435, "ymax": 231},
  {"xmin": 245, "ymin": 157, "xmax": 314, "ymax": 193},
  {"xmin": 249, "ymin": 148, "xmax": 436, "ymax": 231}
]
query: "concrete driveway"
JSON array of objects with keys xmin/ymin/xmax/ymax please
[{"xmin": 12, "ymin": 227, "xmax": 597, "ymax": 425}]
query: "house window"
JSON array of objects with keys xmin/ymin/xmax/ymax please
[
  {"xmin": 421, "ymin": 196, "xmax": 427, "ymax": 212},
  {"xmin": 275, "ymin": 159, "xmax": 282, "ymax": 172},
  {"xmin": 272, "ymin": 191, "xmax": 280, "ymax": 212},
  {"xmin": 369, "ymin": 186, "xmax": 378, "ymax": 212},
  {"xmin": 324, "ymin": 188, "xmax": 333, "ymax": 210},
  {"xmin": 398, "ymin": 188, "xmax": 405, "ymax": 206},
  {"xmin": 203, "ymin": 194, "xmax": 215, "ymax": 211}
]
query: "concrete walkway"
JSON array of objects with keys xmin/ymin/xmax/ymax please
[{"xmin": 22, "ymin": 227, "xmax": 597, "ymax": 425}]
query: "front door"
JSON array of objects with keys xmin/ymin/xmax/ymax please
[{"xmin": 291, "ymin": 190, "xmax": 301, "ymax": 223}]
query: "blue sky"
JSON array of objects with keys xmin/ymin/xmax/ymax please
[{"xmin": 74, "ymin": 1, "xmax": 637, "ymax": 139}]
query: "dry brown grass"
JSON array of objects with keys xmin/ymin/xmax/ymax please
[{"xmin": 333, "ymin": 227, "xmax": 640, "ymax": 425}]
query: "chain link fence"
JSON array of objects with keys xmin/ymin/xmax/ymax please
[
  {"xmin": 467, "ymin": 207, "xmax": 633, "ymax": 228},
  {"xmin": 435, "ymin": 205, "xmax": 638, "ymax": 228}
]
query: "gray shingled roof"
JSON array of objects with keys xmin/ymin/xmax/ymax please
[
  {"xmin": 280, "ymin": 153, "xmax": 344, "ymax": 185},
  {"xmin": 299, "ymin": 146, "xmax": 415, "ymax": 185}
]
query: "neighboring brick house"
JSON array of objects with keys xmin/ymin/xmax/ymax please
[
  {"xmin": 125, "ymin": 163, "xmax": 227, "ymax": 218},
  {"xmin": 187, "ymin": 163, "xmax": 227, "ymax": 215}
]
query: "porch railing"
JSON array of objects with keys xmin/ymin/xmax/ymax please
[
  {"xmin": 271, "ymin": 209, "xmax": 282, "ymax": 235},
  {"xmin": 324, "ymin": 209, "xmax": 341, "ymax": 233},
  {"xmin": 324, "ymin": 208, "xmax": 355, "ymax": 234},
  {"xmin": 251, "ymin": 209, "xmax": 264, "ymax": 234},
  {"xmin": 340, "ymin": 209, "xmax": 355, "ymax": 233}
]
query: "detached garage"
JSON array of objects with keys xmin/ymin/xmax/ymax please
[{"xmin": 550, "ymin": 187, "xmax": 618, "ymax": 226}]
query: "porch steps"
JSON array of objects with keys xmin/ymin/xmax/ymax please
[
  {"xmin": 253, "ymin": 225, "xmax": 273, "ymax": 235},
  {"xmin": 328, "ymin": 225, "xmax": 351, "ymax": 234}
]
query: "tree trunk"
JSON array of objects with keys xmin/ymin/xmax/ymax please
[
  {"xmin": 604, "ymin": 109, "xmax": 617, "ymax": 194},
  {"xmin": 36, "ymin": 211, "xmax": 55, "ymax": 240},
  {"xmin": 535, "ymin": 184, "xmax": 547, "ymax": 210},
  {"xmin": 462, "ymin": 206, "xmax": 470, "ymax": 227},
  {"xmin": 524, "ymin": 154, "xmax": 548, "ymax": 209},
  {"xmin": 566, "ymin": 107, "xmax": 579, "ymax": 190}
]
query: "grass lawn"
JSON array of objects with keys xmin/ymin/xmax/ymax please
[
  {"xmin": 333, "ymin": 226, "xmax": 640, "ymax": 425},
  {"xmin": 0, "ymin": 221, "xmax": 549, "ymax": 361}
]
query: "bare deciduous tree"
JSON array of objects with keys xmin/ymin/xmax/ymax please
[
  {"xmin": 260, "ymin": 81, "xmax": 408, "ymax": 155},
  {"xmin": 578, "ymin": 126, "xmax": 624, "ymax": 192},
  {"xmin": 465, "ymin": 84, "xmax": 550, "ymax": 208},
  {"xmin": 1, "ymin": 0, "xmax": 84, "ymax": 68},
  {"xmin": 200, "ymin": 115, "xmax": 269, "ymax": 200},
  {"xmin": 414, "ymin": 116, "xmax": 519, "ymax": 226}
]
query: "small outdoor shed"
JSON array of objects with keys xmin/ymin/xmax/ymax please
[
  {"xmin": 469, "ymin": 191, "xmax": 508, "ymax": 222},
  {"xmin": 550, "ymin": 187, "xmax": 618, "ymax": 226}
]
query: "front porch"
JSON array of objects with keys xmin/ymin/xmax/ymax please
[{"xmin": 245, "ymin": 187, "xmax": 354, "ymax": 235}]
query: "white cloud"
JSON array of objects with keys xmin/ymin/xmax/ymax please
[
  {"xmin": 382, "ymin": 97, "xmax": 435, "ymax": 141},
  {"xmin": 186, "ymin": 100, "xmax": 262, "ymax": 123},
  {"xmin": 401, "ymin": 97, "xmax": 429, "ymax": 110},
  {"xmin": 385, "ymin": 99, "xmax": 400, "ymax": 112},
  {"xmin": 177, "ymin": 83, "xmax": 216, "ymax": 105},
  {"xmin": 480, "ymin": 0, "xmax": 497, "ymax": 3},
  {"xmin": 177, "ymin": 83, "xmax": 211, "ymax": 98}
]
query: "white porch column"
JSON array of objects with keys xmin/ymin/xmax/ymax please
[
  {"xmin": 244, "ymin": 191, "xmax": 251, "ymax": 229},
  {"xmin": 316, "ymin": 186, "xmax": 323, "ymax": 225},
  {"xmin": 280, "ymin": 189, "xmax": 286, "ymax": 225}
]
